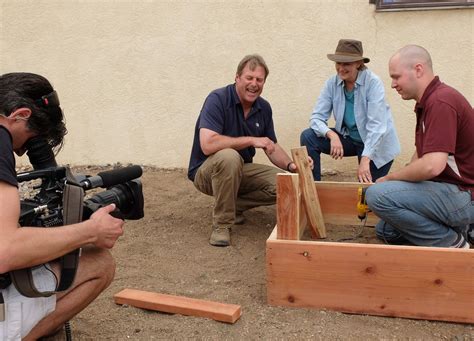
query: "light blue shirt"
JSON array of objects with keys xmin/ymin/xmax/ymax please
[{"xmin": 309, "ymin": 68, "xmax": 400, "ymax": 168}]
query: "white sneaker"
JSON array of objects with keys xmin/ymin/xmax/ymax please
[{"xmin": 450, "ymin": 233, "xmax": 470, "ymax": 249}]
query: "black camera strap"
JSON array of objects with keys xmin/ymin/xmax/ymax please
[{"xmin": 10, "ymin": 168, "xmax": 83, "ymax": 297}]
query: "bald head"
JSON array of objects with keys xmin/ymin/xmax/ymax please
[
  {"xmin": 389, "ymin": 45, "xmax": 435, "ymax": 102},
  {"xmin": 392, "ymin": 45, "xmax": 433, "ymax": 73}
]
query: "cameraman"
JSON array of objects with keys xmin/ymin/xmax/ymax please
[{"xmin": 0, "ymin": 73, "xmax": 124, "ymax": 340}]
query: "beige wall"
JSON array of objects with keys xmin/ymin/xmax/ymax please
[{"xmin": 1, "ymin": 0, "xmax": 472, "ymax": 173}]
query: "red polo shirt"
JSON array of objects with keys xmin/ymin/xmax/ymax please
[{"xmin": 414, "ymin": 76, "xmax": 474, "ymax": 199}]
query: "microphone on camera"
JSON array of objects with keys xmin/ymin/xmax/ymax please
[{"xmin": 80, "ymin": 165, "xmax": 143, "ymax": 190}]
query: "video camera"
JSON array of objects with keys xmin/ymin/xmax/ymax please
[
  {"xmin": 17, "ymin": 137, "xmax": 144, "ymax": 227},
  {"xmin": 6, "ymin": 137, "xmax": 145, "ymax": 297}
]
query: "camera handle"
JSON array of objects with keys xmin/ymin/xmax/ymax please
[{"xmin": 10, "ymin": 168, "xmax": 83, "ymax": 297}]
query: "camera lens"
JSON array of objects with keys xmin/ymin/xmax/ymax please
[
  {"xmin": 87, "ymin": 185, "xmax": 130, "ymax": 212},
  {"xmin": 83, "ymin": 180, "xmax": 144, "ymax": 220}
]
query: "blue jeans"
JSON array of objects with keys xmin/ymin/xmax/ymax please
[
  {"xmin": 300, "ymin": 128, "xmax": 393, "ymax": 181},
  {"xmin": 366, "ymin": 180, "xmax": 474, "ymax": 247}
]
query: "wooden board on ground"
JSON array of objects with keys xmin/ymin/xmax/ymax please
[
  {"xmin": 291, "ymin": 147, "xmax": 326, "ymax": 238},
  {"xmin": 114, "ymin": 289, "xmax": 242, "ymax": 324}
]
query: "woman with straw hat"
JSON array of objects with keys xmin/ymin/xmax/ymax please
[{"xmin": 300, "ymin": 39, "xmax": 400, "ymax": 183}]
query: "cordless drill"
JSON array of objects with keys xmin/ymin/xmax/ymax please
[{"xmin": 357, "ymin": 187, "xmax": 371, "ymax": 220}]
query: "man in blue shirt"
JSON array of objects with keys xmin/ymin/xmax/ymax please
[{"xmin": 188, "ymin": 54, "xmax": 302, "ymax": 247}]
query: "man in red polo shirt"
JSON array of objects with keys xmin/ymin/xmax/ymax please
[{"xmin": 366, "ymin": 45, "xmax": 473, "ymax": 248}]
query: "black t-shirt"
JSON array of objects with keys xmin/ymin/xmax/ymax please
[{"xmin": 0, "ymin": 125, "xmax": 18, "ymax": 187}]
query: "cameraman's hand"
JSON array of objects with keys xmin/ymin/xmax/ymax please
[{"xmin": 89, "ymin": 204, "xmax": 124, "ymax": 249}]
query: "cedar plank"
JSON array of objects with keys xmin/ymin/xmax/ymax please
[{"xmin": 114, "ymin": 288, "xmax": 242, "ymax": 323}]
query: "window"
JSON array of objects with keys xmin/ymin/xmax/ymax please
[{"xmin": 373, "ymin": 0, "xmax": 474, "ymax": 11}]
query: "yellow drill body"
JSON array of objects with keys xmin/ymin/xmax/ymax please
[{"xmin": 357, "ymin": 187, "xmax": 370, "ymax": 220}]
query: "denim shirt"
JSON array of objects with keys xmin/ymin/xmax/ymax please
[{"xmin": 309, "ymin": 68, "xmax": 400, "ymax": 168}]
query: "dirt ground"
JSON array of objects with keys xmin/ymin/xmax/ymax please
[{"xmin": 45, "ymin": 166, "xmax": 472, "ymax": 340}]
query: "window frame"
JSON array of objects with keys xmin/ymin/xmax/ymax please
[{"xmin": 373, "ymin": 0, "xmax": 474, "ymax": 11}]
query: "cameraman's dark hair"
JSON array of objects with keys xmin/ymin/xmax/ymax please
[{"xmin": 0, "ymin": 72, "xmax": 67, "ymax": 152}]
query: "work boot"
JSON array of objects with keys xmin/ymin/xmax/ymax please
[
  {"xmin": 234, "ymin": 212, "xmax": 245, "ymax": 225},
  {"xmin": 209, "ymin": 226, "xmax": 231, "ymax": 247}
]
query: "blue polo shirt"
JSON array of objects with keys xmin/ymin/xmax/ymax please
[{"xmin": 187, "ymin": 84, "xmax": 277, "ymax": 181}]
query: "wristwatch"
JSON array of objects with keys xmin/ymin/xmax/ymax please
[{"xmin": 286, "ymin": 162, "xmax": 294, "ymax": 172}]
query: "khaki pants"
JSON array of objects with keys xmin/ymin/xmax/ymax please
[{"xmin": 193, "ymin": 149, "xmax": 280, "ymax": 228}]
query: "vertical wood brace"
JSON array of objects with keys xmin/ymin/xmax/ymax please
[
  {"xmin": 291, "ymin": 147, "xmax": 326, "ymax": 238},
  {"xmin": 276, "ymin": 173, "xmax": 307, "ymax": 240}
]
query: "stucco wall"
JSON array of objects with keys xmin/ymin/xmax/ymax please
[{"xmin": 1, "ymin": 0, "xmax": 472, "ymax": 173}]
